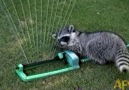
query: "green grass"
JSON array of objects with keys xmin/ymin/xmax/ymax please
[{"xmin": 1, "ymin": 0, "xmax": 129, "ymax": 90}]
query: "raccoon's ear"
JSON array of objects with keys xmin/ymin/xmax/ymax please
[
  {"xmin": 68, "ymin": 25, "xmax": 75, "ymax": 32},
  {"xmin": 52, "ymin": 33, "xmax": 57, "ymax": 39}
]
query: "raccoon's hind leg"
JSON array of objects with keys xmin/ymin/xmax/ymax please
[
  {"xmin": 115, "ymin": 48, "xmax": 129, "ymax": 73},
  {"xmin": 93, "ymin": 59, "xmax": 106, "ymax": 65},
  {"xmin": 88, "ymin": 56, "xmax": 107, "ymax": 65}
]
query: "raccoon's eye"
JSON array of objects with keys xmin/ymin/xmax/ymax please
[{"xmin": 60, "ymin": 36, "xmax": 70, "ymax": 42}]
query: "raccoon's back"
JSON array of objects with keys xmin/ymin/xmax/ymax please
[{"xmin": 78, "ymin": 31, "xmax": 126, "ymax": 48}]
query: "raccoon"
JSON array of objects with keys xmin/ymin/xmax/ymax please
[{"xmin": 52, "ymin": 25, "xmax": 129, "ymax": 73}]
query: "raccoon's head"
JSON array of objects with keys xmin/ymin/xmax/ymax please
[{"xmin": 52, "ymin": 25, "xmax": 77, "ymax": 47}]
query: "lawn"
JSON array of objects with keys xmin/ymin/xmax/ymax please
[{"xmin": 0, "ymin": 0, "xmax": 129, "ymax": 90}]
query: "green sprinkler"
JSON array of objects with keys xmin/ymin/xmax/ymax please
[
  {"xmin": 15, "ymin": 50, "xmax": 86, "ymax": 82},
  {"xmin": 16, "ymin": 44, "xmax": 129, "ymax": 82}
]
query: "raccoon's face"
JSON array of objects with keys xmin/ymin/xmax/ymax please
[{"xmin": 52, "ymin": 25, "xmax": 76, "ymax": 47}]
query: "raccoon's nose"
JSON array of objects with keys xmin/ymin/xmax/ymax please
[{"xmin": 60, "ymin": 41, "xmax": 67, "ymax": 46}]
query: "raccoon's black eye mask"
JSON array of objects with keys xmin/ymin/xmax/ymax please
[{"xmin": 60, "ymin": 36, "xmax": 70, "ymax": 42}]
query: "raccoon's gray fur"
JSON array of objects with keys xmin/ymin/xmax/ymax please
[{"xmin": 52, "ymin": 25, "xmax": 129, "ymax": 73}]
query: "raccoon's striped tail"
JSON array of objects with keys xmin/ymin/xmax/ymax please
[{"xmin": 115, "ymin": 49, "xmax": 129, "ymax": 73}]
